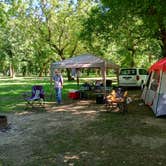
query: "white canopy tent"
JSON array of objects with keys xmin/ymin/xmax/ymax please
[{"xmin": 50, "ymin": 54, "xmax": 119, "ymax": 95}]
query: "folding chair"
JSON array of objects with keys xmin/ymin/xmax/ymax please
[{"xmin": 23, "ymin": 85, "xmax": 45, "ymax": 108}]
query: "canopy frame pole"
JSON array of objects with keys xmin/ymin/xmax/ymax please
[
  {"xmin": 76, "ymin": 68, "xmax": 80, "ymax": 89},
  {"xmin": 102, "ymin": 61, "xmax": 107, "ymax": 97}
]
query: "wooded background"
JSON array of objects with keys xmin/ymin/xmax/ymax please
[{"xmin": 0, "ymin": 0, "xmax": 165, "ymax": 78}]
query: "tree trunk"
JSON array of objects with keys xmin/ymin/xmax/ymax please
[
  {"xmin": 131, "ymin": 50, "xmax": 135, "ymax": 67},
  {"xmin": 128, "ymin": 45, "xmax": 135, "ymax": 67},
  {"xmin": 87, "ymin": 69, "xmax": 90, "ymax": 76},
  {"xmin": 148, "ymin": 54, "xmax": 152, "ymax": 63},
  {"xmin": 39, "ymin": 71, "xmax": 43, "ymax": 77},
  {"xmin": 160, "ymin": 27, "xmax": 166, "ymax": 57},
  {"xmin": 130, "ymin": 49, "xmax": 135, "ymax": 67},
  {"xmin": 9, "ymin": 63, "xmax": 15, "ymax": 78},
  {"xmin": 22, "ymin": 66, "xmax": 27, "ymax": 76},
  {"xmin": 66, "ymin": 68, "xmax": 72, "ymax": 81}
]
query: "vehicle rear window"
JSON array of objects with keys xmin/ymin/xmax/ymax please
[{"xmin": 120, "ymin": 69, "xmax": 137, "ymax": 75}]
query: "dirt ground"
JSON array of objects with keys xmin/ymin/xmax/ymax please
[
  {"xmin": 0, "ymin": 100, "xmax": 105, "ymax": 166},
  {"xmin": 0, "ymin": 90, "xmax": 166, "ymax": 166}
]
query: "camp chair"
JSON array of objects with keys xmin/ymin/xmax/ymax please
[
  {"xmin": 105, "ymin": 87, "xmax": 128, "ymax": 113},
  {"xmin": 23, "ymin": 85, "xmax": 45, "ymax": 108}
]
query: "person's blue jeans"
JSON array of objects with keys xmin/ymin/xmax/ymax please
[{"xmin": 55, "ymin": 87, "xmax": 62, "ymax": 104}]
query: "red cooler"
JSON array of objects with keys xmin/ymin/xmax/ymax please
[{"xmin": 68, "ymin": 90, "xmax": 80, "ymax": 99}]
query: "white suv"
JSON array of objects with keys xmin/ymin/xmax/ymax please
[{"xmin": 119, "ymin": 68, "xmax": 148, "ymax": 88}]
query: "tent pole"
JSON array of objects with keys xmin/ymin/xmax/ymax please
[
  {"xmin": 103, "ymin": 61, "xmax": 107, "ymax": 97},
  {"xmin": 76, "ymin": 76, "xmax": 79, "ymax": 88}
]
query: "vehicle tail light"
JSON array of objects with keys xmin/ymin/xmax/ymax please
[{"xmin": 136, "ymin": 75, "xmax": 140, "ymax": 81}]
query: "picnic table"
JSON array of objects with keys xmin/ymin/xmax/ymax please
[{"xmin": 105, "ymin": 88, "xmax": 128, "ymax": 113}]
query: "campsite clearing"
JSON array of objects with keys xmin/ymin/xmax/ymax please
[{"xmin": 0, "ymin": 89, "xmax": 166, "ymax": 166}]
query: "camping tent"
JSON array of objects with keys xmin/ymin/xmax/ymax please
[
  {"xmin": 142, "ymin": 57, "xmax": 166, "ymax": 116},
  {"xmin": 50, "ymin": 54, "xmax": 119, "ymax": 94}
]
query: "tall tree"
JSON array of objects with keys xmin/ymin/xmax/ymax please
[
  {"xmin": 101, "ymin": 0, "xmax": 166, "ymax": 58},
  {"xmin": 0, "ymin": 0, "xmax": 33, "ymax": 77},
  {"xmin": 29, "ymin": 0, "xmax": 96, "ymax": 78},
  {"xmin": 0, "ymin": 0, "xmax": 96, "ymax": 77}
]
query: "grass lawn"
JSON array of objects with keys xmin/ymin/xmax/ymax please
[
  {"xmin": 0, "ymin": 77, "xmax": 78, "ymax": 112},
  {"xmin": 0, "ymin": 77, "xmax": 166, "ymax": 166}
]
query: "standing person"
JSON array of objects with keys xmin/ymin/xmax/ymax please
[{"xmin": 53, "ymin": 69, "xmax": 63, "ymax": 104}]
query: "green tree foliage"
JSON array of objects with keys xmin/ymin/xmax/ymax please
[
  {"xmin": 101, "ymin": 0, "xmax": 166, "ymax": 58},
  {"xmin": 0, "ymin": 0, "xmax": 95, "ymax": 77},
  {"xmin": 1, "ymin": 0, "xmax": 164, "ymax": 76},
  {"xmin": 81, "ymin": 0, "xmax": 165, "ymax": 68}
]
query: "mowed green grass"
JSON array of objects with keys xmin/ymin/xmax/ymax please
[{"xmin": 0, "ymin": 77, "xmax": 78, "ymax": 112}]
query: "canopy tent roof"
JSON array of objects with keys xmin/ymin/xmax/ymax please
[
  {"xmin": 51, "ymin": 54, "xmax": 119, "ymax": 70},
  {"xmin": 149, "ymin": 57, "xmax": 166, "ymax": 72},
  {"xmin": 50, "ymin": 54, "xmax": 119, "ymax": 95}
]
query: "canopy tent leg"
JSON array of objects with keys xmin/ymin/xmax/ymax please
[{"xmin": 101, "ymin": 61, "xmax": 107, "ymax": 97}]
